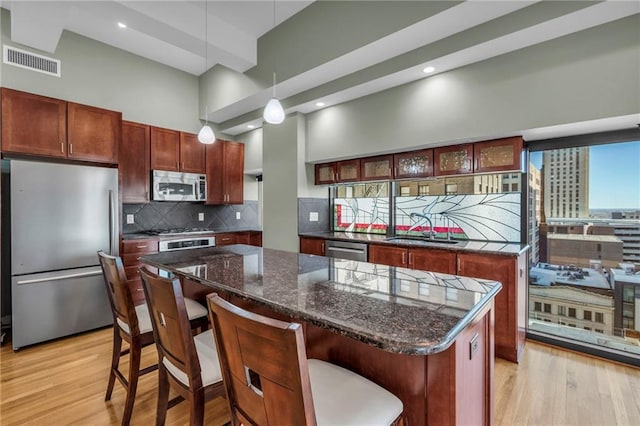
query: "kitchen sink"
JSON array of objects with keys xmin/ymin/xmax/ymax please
[{"xmin": 385, "ymin": 236, "xmax": 460, "ymax": 245}]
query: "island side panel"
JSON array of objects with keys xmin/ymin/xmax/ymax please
[
  {"xmin": 304, "ymin": 323, "xmax": 427, "ymax": 426},
  {"xmin": 426, "ymin": 301, "xmax": 494, "ymax": 426}
]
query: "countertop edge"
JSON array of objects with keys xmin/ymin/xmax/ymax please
[{"xmin": 299, "ymin": 232, "xmax": 530, "ymax": 257}]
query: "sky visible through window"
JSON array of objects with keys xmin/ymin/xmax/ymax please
[{"xmin": 530, "ymin": 140, "xmax": 640, "ymax": 210}]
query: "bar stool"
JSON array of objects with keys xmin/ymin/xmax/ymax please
[
  {"xmin": 97, "ymin": 251, "xmax": 209, "ymax": 425},
  {"xmin": 206, "ymin": 293, "xmax": 405, "ymax": 426},
  {"xmin": 138, "ymin": 267, "xmax": 225, "ymax": 426}
]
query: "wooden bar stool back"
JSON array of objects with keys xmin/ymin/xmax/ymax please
[
  {"xmin": 138, "ymin": 268, "xmax": 224, "ymax": 426},
  {"xmin": 98, "ymin": 251, "xmax": 157, "ymax": 426},
  {"xmin": 207, "ymin": 293, "xmax": 405, "ymax": 426}
]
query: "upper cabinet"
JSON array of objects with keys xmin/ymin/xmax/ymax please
[
  {"xmin": 120, "ymin": 121, "xmax": 150, "ymax": 203},
  {"xmin": 314, "ymin": 159, "xmax": 361, "ymax": 185},
  {"xmin": 473, "ymin": 136, "xmax": 523, "ymax": 173},
  {"xmin": 360, "ymin": 155, "xmax": 392, "ymax": 181},
  {"xmin": 67, "ymin": 102, "xmax": 120, "ymax": 163},
  {"xmin": 179, "ymin": 132, "xmax": 206, "ymax": 174},
  {"xmin": 1, "ymin": 88, "xmax": 120, "ymax": 164},
  {"xmin": 150, "ymin": 127, "xmax": 180, "ymax": 171},
  {"xmin": 434, "ymin": 143, "xmax": 473, "ymax": 176},
  {"xmin": 393, "ymin": 149, "xmax": 433, "ymax": 179},
  {"xmin": 206, "ymin": 139, "xmax": 244, "ymax": 204},
  {"xmin": 150, "ymin": 127, "xmax": 205, "ymax": 174}
]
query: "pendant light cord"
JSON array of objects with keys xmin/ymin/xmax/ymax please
[{"xmin": 204, "ymin": 0, "xmax": 208, "ymax": 125}]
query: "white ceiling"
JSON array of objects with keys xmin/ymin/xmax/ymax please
[{"xmin": 2, "ymin": 0, "xmax": 639, "ymax": 137}]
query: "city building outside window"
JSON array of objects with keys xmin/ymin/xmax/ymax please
[{"xmin": 528, "ymin": 138, "xmax": 640, "ymax": 360}]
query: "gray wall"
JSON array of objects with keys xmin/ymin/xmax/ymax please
[
  {"xmin": 262, "ymin": 114, "xmax": 300, "ymax": 252},
  {"xmin": 0, "ymin": 9, "xmax": 200, "ymax": 133},
  {"xmin": 305, "ymin": 15, "xmax": 640, "ymax": 162}
]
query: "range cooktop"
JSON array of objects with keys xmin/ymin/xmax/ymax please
[{"xmin": 142, "ymin": 228, "xmax": 213, "ymax": 236}]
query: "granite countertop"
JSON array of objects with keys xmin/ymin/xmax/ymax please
[
  {"xmin": 140, "ymin": 245, "xmax": 502, "ymax": 355},
  {"xmin": 300, "ymin": 231, "xmax": 529, "ymax": 256},
  {"xmin": 122, "ymin": 228, "xmax": 262, "ymax": 240}
]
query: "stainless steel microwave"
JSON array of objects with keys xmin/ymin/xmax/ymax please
[{"xmin": 152, "ymin": 170, "xmax": 206, "ymax": 202}]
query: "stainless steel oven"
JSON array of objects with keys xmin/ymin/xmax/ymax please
[{"xmin": 159, "ymin": 236, "xmax": 216, "ymax": 252}]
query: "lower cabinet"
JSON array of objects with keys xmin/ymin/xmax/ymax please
[
  {"xmin": 299, "ymin": 237, "xmax": 326, "ymax": 256},
  {"xmin": 215, "ymin": 231, "xmax": 262, "ymax": 247},
  {"xmin": 457, "ymin": 252, "xmax": 526, "ymax": 363},
  {"xmin": 121, "ymin": 238, "xmax": 159, "ymax": 304},
  {"xmin": 368, "ymin": 244, "xmax": 456, "ymax": 274}
]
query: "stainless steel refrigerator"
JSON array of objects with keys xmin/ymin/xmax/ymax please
[{"xmin": 9, "ymin": 160, "xmax": 117, "ymax": 350}]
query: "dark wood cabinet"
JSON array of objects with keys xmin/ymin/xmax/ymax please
[
  {"xmin": 314, "ymin": 163, "xmax": 337, "ymax": 185},
  {"xmin": 179, "ymin": 132, "xmax": 206, "ymax": 174},
  {"xmin": 360, "ymin": 155, "xmax": 392, "ymax": 181},
  {"xmin": 215, "ymin": 233, "xmax": 236, "ymax": 246},
  {"xmin": 393, "ymin": 149, "xmax": 434, "ymax": 179},
  {"xmin": 369, "ymin": 244, "xmax": 408, "ymax": 267},
  {"xmin": 408, "ymin": 247, "xmax": 456, "ymax": 274},
  {"xmin": 120, "ymin": 121, "xmax": 150, "ymax": 203},
  {"xmin": 473, "ymin": 136, "xmax": 523, "ymax": 173},
  {"xmin": 235, "ymin": 232, "xmax": 251, "ymax": 245},
  {"xmin": 299, "ymin": 237, "xmax": 325, "ymax": 256},
  {"xmin": 434, "ymin": 144, "xmax": 474, "ymax": 176},
  {"xmin": 1, "ymin": 88, "xmax": 67, "ymax": 158},
  {"xmin": 249, "ymin": 231, "xmax": 262, "ymax": 247},
  {"xmin": 121, "ymin": 238, "xmax": 159, "ymax": 305},
  {"xmin": 369, "ymin": 245, "xmax": 456, "ymax": 274},
  {"xmin": 1, "ymin": 88, "xmax": 120, "ymax": 164},
  {"xmin": 67, "ymin": 102, "xmax": 120, "ymax": 164},
  {"xmin": 150, "ymin": 126, "xmax": 180, "ymax": 171},
  {"xmin": 336, "ymin": 159, "xmax": 360, "ymax": 182},
  {"xmin": 457, "ymin": 252, "xmax": 526, "ymax": 363},
  {"xmin": 205, "ymin": 139, "xmax": 244, "ymax": 205}
]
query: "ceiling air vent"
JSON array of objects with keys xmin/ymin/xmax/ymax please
[{"xmin": 3, "ymin": 45, "xmax": 61, "ymax": 77}]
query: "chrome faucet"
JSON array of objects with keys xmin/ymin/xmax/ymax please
[{"xmin": 409, "ymin": 212, "xmax": 435, "ymax": 240}]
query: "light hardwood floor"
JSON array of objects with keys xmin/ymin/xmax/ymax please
[{"xmin": 1, "ymin": 327, "xmax": 639, "ymax": 425}]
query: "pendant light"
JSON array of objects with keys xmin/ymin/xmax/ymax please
[
  {"xmin": 198, "ymin": 0, "xmax": 215, "ymax": 144},
  {"xmin": 263, "ymin": 0, "xmax": 285, "ymax": 124}
]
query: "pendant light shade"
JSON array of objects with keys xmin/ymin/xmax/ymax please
[
  {"xmin": 198, "ymin": 0, "xmax": 216, "ymax": 145},
  {"xmin": 263, "ymin": 98, "xmax": 285, "ymax": 124},
  {"xmin": 197, "ymin": 124, "xmax": 215, "ymax": 144}
]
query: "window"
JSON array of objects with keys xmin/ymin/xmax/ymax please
[
  {"xmin": 595, "ymin": 312, "xmax": 604, "ymax": 323},
  {"xmin": 446, "ymin": 288, "xmax": 458, "ymax": 302},
  {"xmin": 529, "ymin": 139, "xmax": 640, "ymax": 360}
]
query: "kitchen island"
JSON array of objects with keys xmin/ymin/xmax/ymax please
[{"xmin": 141, "ymin": 245, "xmax": 502, "ymax": 426}]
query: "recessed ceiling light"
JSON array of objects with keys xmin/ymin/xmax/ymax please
[
  {"xmin": 247, "ymin": 124, "xmax": 255, "ymax": 129},
  {"xmin": 316, "ymin": 102, "xmax": 325, "ymax": 107},
  {"xmin": 117, "ymin": 22, "xmax": 127, "ymax": 29},
  {"xmin": 423, "ymin": 66, "xmax": 435, "ymax": 74}
]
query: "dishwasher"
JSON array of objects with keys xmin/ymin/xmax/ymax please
[{"xmin": 324, "ymin": 240, "xmax": 368, "ymax": 261}]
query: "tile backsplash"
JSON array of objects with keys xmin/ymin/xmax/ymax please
[
  {"xmin": 122, "ymin": 201, "xmax": 259, "ymax": 233},
  {"xmin": 298, "ymin": 197, "xmax": 330, "ymax": 234}
]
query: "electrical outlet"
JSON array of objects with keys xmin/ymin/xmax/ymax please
[
  {"xmin": 309, "ymin": 212, "xmax": 319, "ymax": 222},
  {"xmin": 198, "ymin": 212, "xmax": 205, "ymax": 221},
  {"xmin": 126, "ymin": 214, "xmax": 135, "ymax": 224},
  {"xmin": 236, "ymin": 212, "xmax": 241, "ymax": 220}
]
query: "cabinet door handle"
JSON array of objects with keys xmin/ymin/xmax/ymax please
[
  {"xmin": 69, "ymin": 144, "xmax": 73, "ymax": 155},
  {"xmin": 60, "ymin": 142, "xmax": 64, "ymax": 153},
  {"xmin": 136, "ymin": 245, "xmax": 147, "ymax": 249},
  {"xmin": 401, "ymin": 252, "xmax": 406, "ymax": 265},
  {"xmin": 408, "ymin": 252, "xmax": 412, "ymax": 266},
  {"xmin": 457, "ymin": 257, "xmax": 461, "ymax": 271},
  {"xmin": 321, "ymin": 243, "xmax": 325, "ymax": 254}
]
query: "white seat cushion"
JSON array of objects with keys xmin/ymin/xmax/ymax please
[
  {"xmin": 116, "ymin": 298, "xmax": 207, "ymax": 335},
  {"xmin": 162, "ymin": 330, "xmax": 223, "ymax": 388},
  {"xmin": 308, "ymin": 359, "xmax": 403, "ymax": 426}
]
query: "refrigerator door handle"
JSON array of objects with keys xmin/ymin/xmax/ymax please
[
  {"xmin": 16, "ymin": 270, "xmax": 103, "ymax": 285},
  {"xmin": 109, "ymin": 189, "xmax": 116, "ymax": 255}
]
